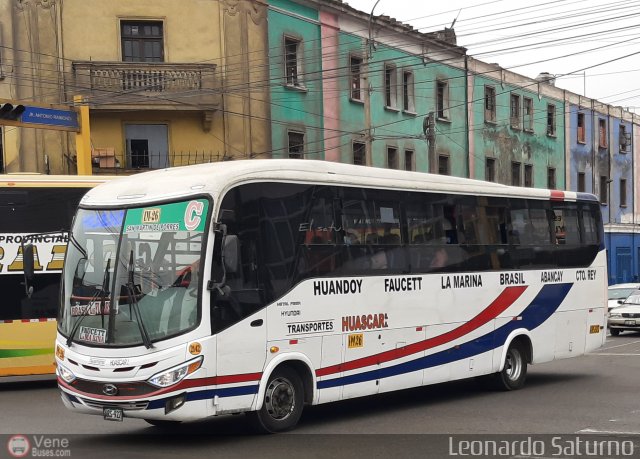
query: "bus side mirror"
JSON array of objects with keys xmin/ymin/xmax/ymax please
[
  {"xmin": 223, "ymin": 235, "xmax": 240, "ymax": 274},
  {"xmin": 23, "ymin": 243, "xmax": 35, "ymax": 281}
]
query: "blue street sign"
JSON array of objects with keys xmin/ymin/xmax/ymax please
[{"xmin": 20, "ymin": 106, "xmax": 79, "ymax": 130}]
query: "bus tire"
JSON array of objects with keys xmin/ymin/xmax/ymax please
[
  {"xmin": 610, "ymin": 328, "xmax": 621, "ymax": 336},
  {"xmin": 494, "ymin": 341, "xmax": 527, "ymax": 391},
  {"xmin": 249, "ymin": 367, "xmax": 304, "ymax": 433}
]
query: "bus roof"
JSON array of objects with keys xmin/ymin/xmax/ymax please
[
  {"xmin": 80, "ymin": 160, "xmax": 593, "ymax": 206},
  {"xmin": 0, "ymin": 174, "xmax": 114, "ymax": 188}
]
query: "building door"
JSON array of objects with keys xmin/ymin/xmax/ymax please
[
  {"xmin": 616, "ymin": 247, "xmax": 632, "ymax": 284},
  {"xmin": 125, "ymin": 124, "xmax": 168, "ymax": 169}
]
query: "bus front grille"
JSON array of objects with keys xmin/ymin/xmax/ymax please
[{"xmin": 78, "ymin": 397, "xmax": 149, "ymax": 411}]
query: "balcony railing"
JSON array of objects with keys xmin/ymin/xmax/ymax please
[{"xmin": 72, "ymin": 61, "xmax": 219, "ymax": 110}]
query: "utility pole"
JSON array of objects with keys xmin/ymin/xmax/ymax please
[
  {"xmin": 364, "ymin": 0, "xmax": 381, "ymax": 167},
  {"xmin": 424, "ymin": 112, "xmax": 436, "ymax": 173}
]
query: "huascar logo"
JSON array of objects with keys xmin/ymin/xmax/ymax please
[{"xmin": 7, "ymin": 435, "xmax": 30, "ymax": 458}]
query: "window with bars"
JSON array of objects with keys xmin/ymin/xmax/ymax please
[
  {"xmin": 511, "ymin": 162, "xmax": 521, "ymax": 186},
  {"xmin": 403, "ymin": 71, "xmax": 415, "ymax": 112},
  {"xmin": 284, "ymin": 37, "xmax": 302, "ymax": 87},
  {"xmin": 620, "ymin": 124, "xmax": 630, "ymax": 153},
  {"xmin": 404, "ymin": 149, "xmax": 414, "ymax": 171},
  {"xmin": 437, "ymin": 80, "xmax": 449, "ymax": 119},
  {"xmin": 547, "ymin": 104, "xmax": 556, "ymax": 136},
  {"xmin": 485, "ymin": 86, "xmax": 496, "ymax": 122},
  {"xmin": 353, "ymin": 141, "xmax": 365, "ymax": 165},
  {"xmin": 384, "ymin": 64, "xmax": 397, "ymax": 108},
  {"xmin": 577, "ymin": 112, "xmax": 586, "ymax": 143},
  {"xmin": 600, "ymin": 176, "xmax": 608, "ymax": 204},
  {"xmin": 523, "ymin": 97, "xmax": 533, "ymax": 132},
  {"xmin": 288, "ymin": 131, "xmax": 304, "ymax": 159},
  {"xmin": 578, "ymin": 172, "xmax": 586, "ymax": 193},
  {"xmin": 121, "ymin": 21, "xmax": 164, "ymax": 62},
  {"xmin": 598, "ymin": 119, "xmax": 607, "ymax": 148},
  {"xmin": 387, "ymin": 147, "xmax": 398, "ymax": 169},
  {"xmin": 485, "ymin": 157, "xmax": 495, "ymax": 182},
  {"xmin": 350, "ymin": 56, "xmax": 363, "ymax": 101},
  {"xmin": 547, "ymin": 167, "xmax": 556, "ymax": 190},
  {"xmin": 510, "ymin": 94, "xmax": 521, "ymax": 129},
  {"xmin": 524, "ymin": 164, "xmax": 533, "ymax": 187},
  {"xmin": 438, "ymin": 155, "xmax": 450, "ymax": 175}
]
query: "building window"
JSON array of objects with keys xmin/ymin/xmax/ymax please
[
  {"xmin": 620, "ymin": 124, "xmax": 630, "ymax": 153},
  {"xmin": 577, "ymin": 172, "xmax": 586, "ymax": 192},
  {"xmin": 510, "ymin": 94, "xmax": 521, "ymax": 129},
  {"xmin": 600, "ymin": 176, "xmax": 608, "ymax": 204},
  {"xmin": 403, "ymin": 70, "xmax": 415, "ymax": 112},
  {"xmin": 353, "ymin": 141, "xmax": 365, "ymax": 165},
  {"xmin": 437, "ymin": 80, "xmax": 449, "ymax": 119},
  {"xmin": 288, "ymin": 131, "xmax": 304, "ymax": 159},
  {"xmin": 546, "ymin": 104, "xmax": 556, "ymax": 136},
  {"xmin": 577, "ymin": 112, "xmax": 586, "ymax": 143},
  {"xmin": 620, "ymin": 178, "xmax": 627, "ymax": 207},
  {"xmin": 511, "ymin": 162, "xmax": 521, "ymax": 186},
  {"xmin": 350, "ymin": 56, "xmax": 363, "ymax": 101},
  {"xmin": 547, "ymin": 167, "xmax": 556, "ymax": 189},
  {"xmin": 523, "ymin": 97, "xmax": 533, "ymax": 132},
  {"xmin": 404, "ymin": 149, "xmax": 414, "ymax": 171},
  {"xmin": 485, "ymin": 86, "xmax": 496, "ymax": 123},
  {"xmin": 387, "ymin": 147, "xmax": 398, "ymax": 169},
  {"xmin": 384, "ymin": 64, "xmax": 397, "ymax": 108},
  {"xmin": 524, "ymin": 164, "xmax": 533, "ymax": 187},
  {"xmin": 121, "ymin": 21, "xmax": 164, "ymax": 62},
  {"xmin": 598, "ymin": 118, "xmax": 607, "ymax": 148},
  {"xmin": 284, "ymin": 37, "xmax": 302, "ymax": 87},
  {"xmin": 438, "ymin": 155, "xmax": 450, "ymax": 175},
  {"xmin": 485, "ymin": 157, "xmax": 495, "ymax": 182}
]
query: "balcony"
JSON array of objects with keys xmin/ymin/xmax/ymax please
[{"xmin": 72, "ymin": 61, "xmax": 220, "ymax": 111}]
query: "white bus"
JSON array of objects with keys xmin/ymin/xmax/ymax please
[{"xmin": 50, "ymin": 160, "xmax": 607, "ymax": 432}]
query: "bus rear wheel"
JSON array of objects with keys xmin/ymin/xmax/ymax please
[
  {"xmin": 249, "ymin": 367, "xmax": 304, "ymax": 433},
  {"xmin": 493, "ymin": 341, "xmax": 528, "ymax": 391}
]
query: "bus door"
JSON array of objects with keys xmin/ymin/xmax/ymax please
[{"xmin": 211, "ymin": 218, "xmax": 267, "ymax": 412}]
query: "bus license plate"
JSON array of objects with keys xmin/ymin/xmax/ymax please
[
  {"xmin": 103, "ymin": 407, "xmax": 123, "ymax": 422},
  {"xmin": 624, "ymin": 320, "xmax": 636, "ymax": 326}
]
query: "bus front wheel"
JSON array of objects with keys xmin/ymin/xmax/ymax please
[
  {"xmin": 494, "ymin": 341, "xmax": 528, "ymax": 391},
  {"xmin": 249, "ymin": 367, "xmax": 304, "ymax": 433}
]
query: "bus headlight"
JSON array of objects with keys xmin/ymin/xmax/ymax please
[
  {"xmin": 57, "ymin": 363, "xmax": 76, "ymax": 383},
  {"xmin": 147, "ymin": 356, "xmax": 203, "ymax": 388}
]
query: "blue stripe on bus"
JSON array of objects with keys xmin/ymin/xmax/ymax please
[
  {"xmin": 317, "ymin": 283, "xmax": 573, "ymax": 390},
  {"xmin": 146, "ymin": 384, "xmax": 259, "ymax": 410}
]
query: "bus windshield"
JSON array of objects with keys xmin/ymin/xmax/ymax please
[{"xmin": 59, "ymin": 199, "xmax": 209, "ymax": 347}]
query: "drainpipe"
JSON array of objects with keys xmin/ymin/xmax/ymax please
[{"xmin": 464, "ymin": 55, "xmax": 470, "ymax": 178}]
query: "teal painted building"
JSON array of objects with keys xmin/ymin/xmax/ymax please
[
  {"xmin": 468, "ymin": 65, "xmax": 566, "ymax": 189},
  {"xmin": 267, "ymin": 0, "xmax": 325, "ymax": 160}
]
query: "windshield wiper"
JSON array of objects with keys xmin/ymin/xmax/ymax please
[
  {"xmin": 66, "ymin": 259, "xmax": 111, "ymax": 347},
  {"xmin": 125, "ymin": 250, "xmax": 153, "ymax": 349}
]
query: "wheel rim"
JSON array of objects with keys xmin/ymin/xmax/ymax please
[
  {"xmin": 264, "ymin": 377, "xmax": 296, "ymax": 421},
  {"xmin": 505, "ymin": 348, "xmax": 522, "ymax": 382}
]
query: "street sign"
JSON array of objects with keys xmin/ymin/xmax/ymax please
[
  {"xmin": 21, "ymin": 106, "xmax": 79, "ymax": 130},
  {"xmin": 0, "ymin": 100, "xmax": 79, "ymax": 132}
]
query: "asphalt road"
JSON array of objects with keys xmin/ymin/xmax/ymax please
[{"xmin": 1, "ymin": 334, "xmax": 640, "ymax": 458}]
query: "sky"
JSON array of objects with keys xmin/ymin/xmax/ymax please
[{"xmin": 343, "ymin": 0, "xmax": 640, "ymax": 112}]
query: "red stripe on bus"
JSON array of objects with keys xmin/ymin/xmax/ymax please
[
  {"xmin": 316, "ymin": 285, "xmax": 528, "ymax": 377},
  {"xmin": 59, "ymin": 371, "xmax": 263, "ymax": 401}
]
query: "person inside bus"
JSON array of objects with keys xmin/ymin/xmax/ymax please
[{"xmin": 369, "ymin": 249, "xmax": 388, "ymax": 270}]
